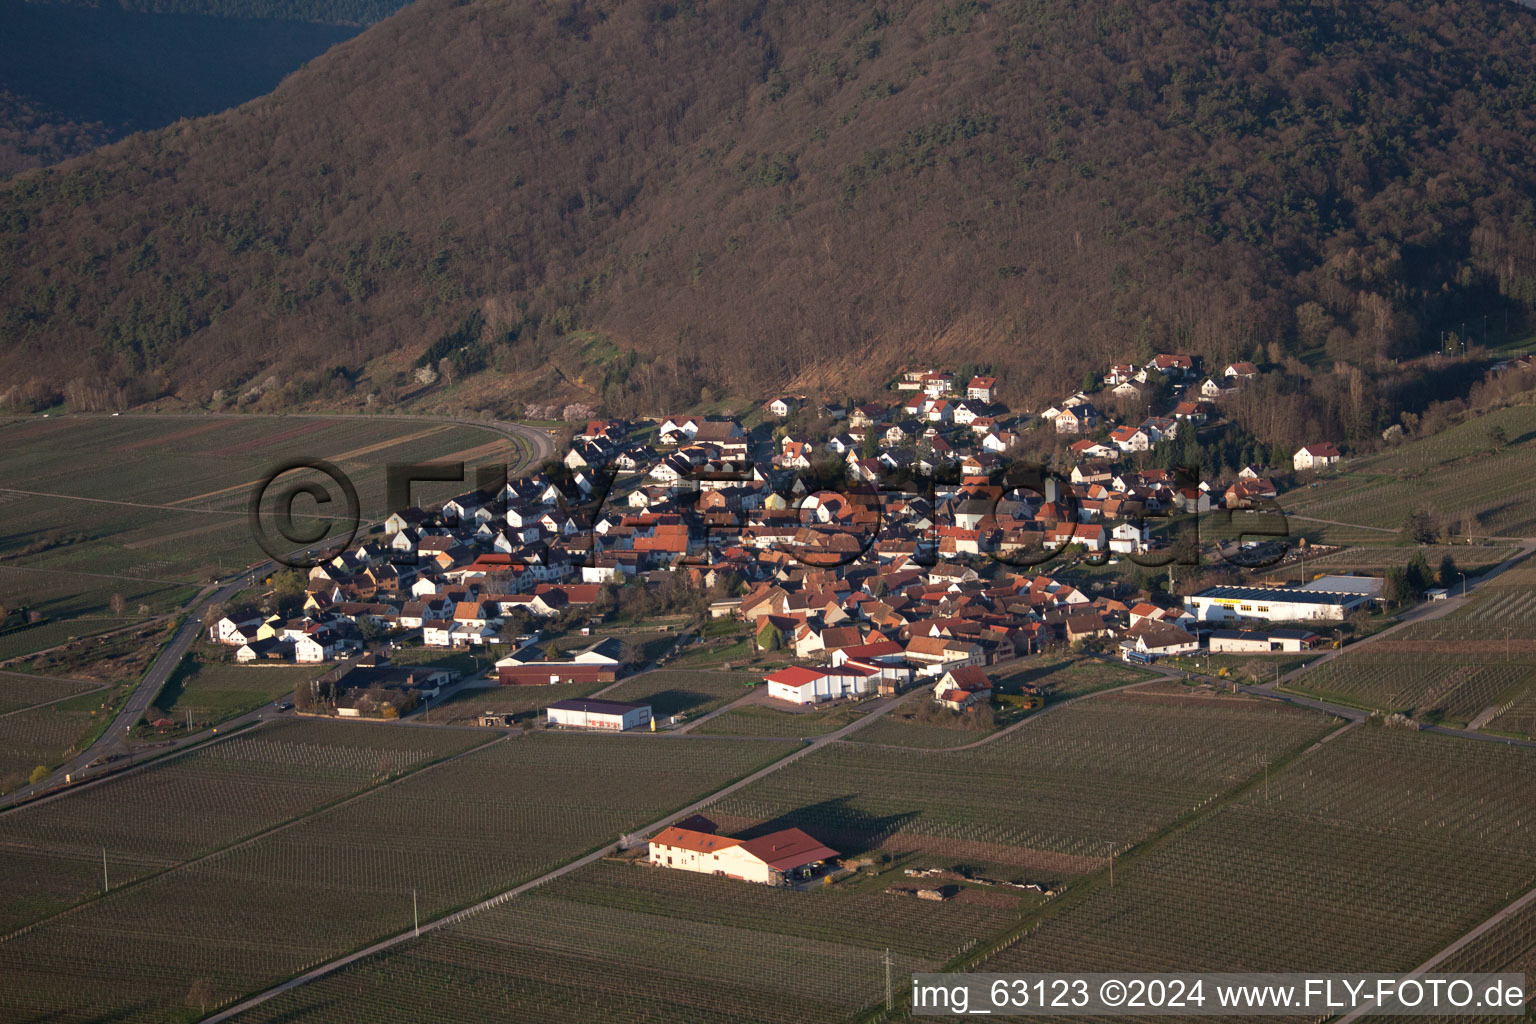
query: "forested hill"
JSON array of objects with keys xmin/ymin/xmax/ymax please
[{"xmin": 2, "ymin": 0, "xmax": 1535, "ymax": 415}]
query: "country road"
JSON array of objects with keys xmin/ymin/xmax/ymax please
[{"xmin": 1, "ymin": 412, "xmax": 552, "ymax": 808}]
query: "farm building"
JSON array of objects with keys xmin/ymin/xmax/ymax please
[
  {"xmin": 545, "ymin": 698, "xmax": 652, "ymax": 731},
  {"xmin": 1207, "ymin": 629, "xmax": 1322, "ymax": 653},
  {"xmin": 648, "ymin": 825, "xmax": 839, "ymax": 886},
  {"xmin": 1185, "ymin": 586, "xmax": 1370, "ymax": 624},
  {"xmin": 495, "ymin": 637, "xmax": 625, "ymax": 685},
  {"xmin": 763, "ymin": 665, "xmax": 875, "ymax": 704}
]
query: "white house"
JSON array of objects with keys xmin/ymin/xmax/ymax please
[{"xmin": 1293, "ymin": 443, "xmax": 1342, "ymax": 471}]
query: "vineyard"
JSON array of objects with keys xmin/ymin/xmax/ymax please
[
  {"xmin": 0, "ymin": 733, "xmax": 798, "ymax": 1024},
  {"xmin": 0, "ymin": 718, "xmax": 488, "ymax": 932},
  {"xmin": 1278, "ymin": 403, "xmax": 1536, "ymax": 540},
  {"xmin": 226, "ymin": 855, "xmax": 1026, "ymax": 1024},
  {"xmin": 691, "ymin": 700, "xmax": 871, "ymax": 737},
  {"xmin": 599, "ymin": 669, "xmax": 759, "ymax": 720},
  {"xmin": 1286, "ymin": 653, "xmax": 1536, "ymax": 724},
  {"xmin": 980, "ymin": 728, "xmax": 1536, "ymax": 1002},
  {"xmin": 705, "ymin": 692, "xmax": 1334, "ymax": 872},
  {"xmin": 0, "ymin": 688, "xmax": 112, "ymax": 794},
  {"xmin": 0, "ymin": 670, "xmax": 98, "ymax": 714},
  {"xmin": 1286, "ymin": 572, "xmax": 1536, "ymax": 733}
]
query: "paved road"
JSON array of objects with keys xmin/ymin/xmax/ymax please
[
  {"xmin": 204, "ymin": 687, "xmax": 922, "ymax": 1022},
  {"xmin": 2, "ymin": 412, "xmax": 552, "ymax": 807}
]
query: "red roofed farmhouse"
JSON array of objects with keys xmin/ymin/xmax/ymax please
[{"xmin": 648, "ymin": 826, "xmax": 839, "ymax": 885}]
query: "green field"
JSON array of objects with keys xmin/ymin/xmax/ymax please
[
  {"xmin": 0, "ymin": 733, "xmax": 798, "ymax": 1024},
  {"xmin": 979, "ymin": 727, "xmax": 1536, "ymax": 984},
  {"xmin": 152, "ymin": 654, "xmax": 324, "ymax": 725},
  {"xmin": 706, "ymin": 690, "xmax": 1335, "ymax": 875},
  {"xmin": 598, "ymin": 669, "xmax": 761, "ymax": 720},
  {"xmin": 0, "ymin": 718, "xmax": 489, "ymax": 932},
  {"xmin": 225, "ymin": 857, "xmax": 1025, "ymax": 1024}
]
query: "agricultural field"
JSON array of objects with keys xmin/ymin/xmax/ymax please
[
  {"xmin": 0, "ymin": 415, "xmax": 524, "ymax": 621},
  {"xmin": 0, "ymin": 718, "xmax": 488, "ymax": 932},
  {"xmin": 1286, "ymin": 572, "xmax": 1536, "ymax": 733},
  {"xmin": 990, "ymin": 655, "xmax": 1152, "ymax": 702},
  {"xmin": 0, "ymin": 733, "xmax": 798, "ymax": 1024},
  {"xmin": 1299, "ymin": 544, "xmax": 1520, "ymax": 573},
  {"xmin": 0, "ymin": 616, "xmax": 147, "ymax": 663},
  {"xmin": 151, "ymin": 654, "xmax": 324, "ymax": 726},
  {"xmin": 1278, "ymin": 403, "xmax": 1536, "ymax": 539},
  {"xmin": 691, "ymin": 699, "xmax": 871, "ymax": 737},
  {"xmin": 979, "ymin": 727, "xmax": 1536, "ymax": 990},
  {"xmin": 707, "ymin": 691, "xmax": 1335, "ymax": 876},
  {"xmin": 0, "ymin": 687, "xmax": 118, "ymax": 793},
  {"xmin": 0, "ymin": 670, "xmax": 99, "ymax": 715},
  {"xmin": 13, "ymin": 618, "xmax": 177, "ymax": 682},
  {"xmin": 226, "ymin": 857, "xmax": 1025, "ymax": 1024},
  {"xmin": 598, "ymin": 669, "xmax": 761, "ymax": 721}
]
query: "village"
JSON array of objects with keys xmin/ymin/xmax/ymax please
[{"xmin": 194, "ymin": 355, "xmax": 1394, "ymax": 746}]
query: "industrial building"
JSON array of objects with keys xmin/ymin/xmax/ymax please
[
  {"xmin": 545, "ymin": 698, "xmax": 652, "ymax": 731},
  {"xmin": 1185, "ymin": 585, "xmax": 1371, "ymax": 624}
]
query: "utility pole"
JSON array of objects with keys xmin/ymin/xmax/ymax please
[
  {"xmin": 882, "ymin": 948, "xmax": 894, "ymax": 1011},
  {"xmin": 1107, "ymin": 843, "xmax": 1115, "ymax": 888},
  {"xmin": 102, "ymin": 847, "xmax": 109, "ymax": 893},
  {"xmin": 1259, "ymin": 757, "xmax": 1270, "ymax": 805},
  {"xmin": 413, "ymin": 886, "xmax": 420, "ymax": 938}
]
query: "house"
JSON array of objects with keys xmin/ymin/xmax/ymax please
[
  {"xmin": 1054, "ymin": 404, "xmax": 1098, "ymax": 434},
  {"xmin": 1293, "ymin": 443, "xmax": 1342, "ymax": 471},
  {"xmin": 1224, "ymin": 361, "xmax": 1259, "ymax": 380},
  {"xmin": 648, "ymin": 826, "xmax": 838, "ymax": 886},
  {"xmin": 1120, "ymin": 621, "xmax": 1199, "ymax": 658},
  {"xmin": 1104, "ymin": 363, "xmax": 1137, "ymax": 386},
  {"xmin": 966, "ymin": 376, "xmax": 997, "ymax": 402},
  {"xmin": 933, "ymin": 665, "xmax": 992, "ymax": 711},
  {"xmin": 1108, "ymin": 426, "xmax": 1151, "ymax": 452},
  {"xmin": 546, "ymin": 698, "xmax": 652, "ymax": 731},
  {"xmin": 766, "ymin": 397, "xmax": 800, "ymax": 418},
  {"xmin": 763, "ymin": 665, "xmax": 874, "ymax": 704}
]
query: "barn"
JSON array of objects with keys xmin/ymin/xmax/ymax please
[
  {"xmin": 545, "ymin": 698, "xmax": 652, "ymax": 731},
  {"xmin": 764, "ymin": 665, "xmax": 874, "ymax": 705},
  {"xmin": 648, "ymin": 825, "xmax": 839, "ymax": 886}
]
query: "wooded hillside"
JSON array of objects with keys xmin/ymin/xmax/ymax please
[{"xmin": 2, "ymin": 0, "xmax": 1534, "ymax": 414}]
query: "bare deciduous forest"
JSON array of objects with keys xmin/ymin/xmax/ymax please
[{"xmin": 1, "ymin": 0, "xmax": 1534, "ymax": 433}]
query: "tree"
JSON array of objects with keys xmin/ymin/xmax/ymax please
[
  {"xmin": 1438, "ymin": 553, "xmax": 1459, "ymax": 590},
  {"xmin": 28, "ymin": 765, "xmax": 48, "ymax": 785},
  {"xmin": 1403, "ymin": 508, "xmax": 1437, "ymax": 545},
  {"xmin": 109, "ymin": 593, "xmax": 126, "ymax": 616},
  {"xmin": 1383, "ymin": 566, "xmax": 1411, "ymax": 606},
  {"xmin": 186, "ymin": 978, "xmax": 215, "ymax": 1015},
  {"xmin": 756, "ymin": 621, "xmax": 783, "ymax": 651},
  {"xmin": 1488, "ymin": 423, "xmax": 1508, "ymax": 451}
]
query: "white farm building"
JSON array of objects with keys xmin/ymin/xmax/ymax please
[
  {"xmin": 545, "ymin": 698, "xmax": 652, "ymax": 731},
  {"xmin": 763, "ymin": 666, "xmax": 875, "ymax": 705}
]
